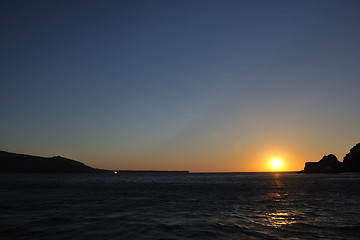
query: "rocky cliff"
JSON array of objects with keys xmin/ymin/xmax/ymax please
[
  {"xmin": 301, "ymin": 142, "xmax": 360, "ymax": 173},
  {"xmin": 301, "ymin": 154, "xmax": 342, "ymax": 173},
  {"xmin": 343, "ymin": 143, "xmax": 360, "ymax": 172}
]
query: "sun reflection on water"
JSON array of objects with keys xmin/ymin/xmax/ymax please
[
  {"xmin": 267, "ymin": 211, "xmax": 297, "ymax": 227},
  {"xmin": 265, "ymin": 174, "xmax": 297, "ymax": 228}
]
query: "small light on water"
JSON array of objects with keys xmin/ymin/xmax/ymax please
[{"xmin": 114, "ymin": 171, "xmax": 117, "ymax": 174}]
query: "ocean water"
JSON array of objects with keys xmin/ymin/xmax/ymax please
[{"xmin": 1, "ymin": 173, "xmax": 360, "ymax": 240}]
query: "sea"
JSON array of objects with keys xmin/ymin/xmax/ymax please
[{"xmin": 1, "ymin": 172, "xmax": 360, "ymax": 240}]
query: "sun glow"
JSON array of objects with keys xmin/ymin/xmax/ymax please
[{"xmin": 269, "ymin": 158, "xmax": 283, "ymax": 171}]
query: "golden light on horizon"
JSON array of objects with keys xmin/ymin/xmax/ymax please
[{"xmin": 269, "ymin": 158, "xmax": 283, "ymax": 171}]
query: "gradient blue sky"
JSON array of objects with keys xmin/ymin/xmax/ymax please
[{"xmin": 1, "ymin": 0, "xmax": 360, "ymax": 171}]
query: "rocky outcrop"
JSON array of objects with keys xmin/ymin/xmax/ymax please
[
  {"xmin": 301, "ymin": 154, "xmax": 343, "ymax": 173},
  {"xmin": 301, "ymin": 142, "xmax": 360, "ymax": 173},
  {"xmin": 343, "ymin": 143, "xmax": 360, "ymax": 172}
]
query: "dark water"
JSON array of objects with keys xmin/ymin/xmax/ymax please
[{"xmin": 1, "ymin": 173, "xmax": 360, "ymax": 239}]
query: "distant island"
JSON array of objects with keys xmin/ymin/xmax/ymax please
[
  {"xmin": 300, "ymin": 142, "xmax": 360, "ymax": 173},
  {"xmin": 0, "ymin": 150, "xmax": 189, "ymax": 174}
]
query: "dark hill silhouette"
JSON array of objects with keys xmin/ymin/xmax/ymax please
[
  {"xmin": 301, "ymin": 142, "xmax": 360, "ymax": 173},
  {"xmin": 0, "ymin": 151, "xmax": 107, "ymax": 173},
  {"xmin": 0, "ymin": 150, "xmax": 190, "ymax": 174}
]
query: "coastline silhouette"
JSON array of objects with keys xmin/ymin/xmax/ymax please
[
  {"xmin": 0, "ymin": 151, "xmax": 103, "ymax": 173},
  {"xmin": 300, "ymin": 142, "xmax": 360, "ymax": 173},
  {"xmin": 0, "ymin": 150, "xmax": 189, "ymax": 174},
  {"xmin": 1, "ymin": 142, "xmax": 359, "ymax": 174}
]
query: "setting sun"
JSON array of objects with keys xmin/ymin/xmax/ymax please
[{"xmin": 269, "ymin": 158, "xmax": 283, "ymax": 171}]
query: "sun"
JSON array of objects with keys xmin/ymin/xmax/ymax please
[{"xmin": 269, "ymin": 158, "xmax": 283, "ymax": 171}]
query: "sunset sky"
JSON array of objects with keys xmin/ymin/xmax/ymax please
[{"xmin": 1, "ymin": 0, "xmax": 360, "ymax": 172}]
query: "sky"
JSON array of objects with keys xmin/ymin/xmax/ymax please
[{"xmin": 1, "ymin": 0, "xmax": 360, "ymax": 172}]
